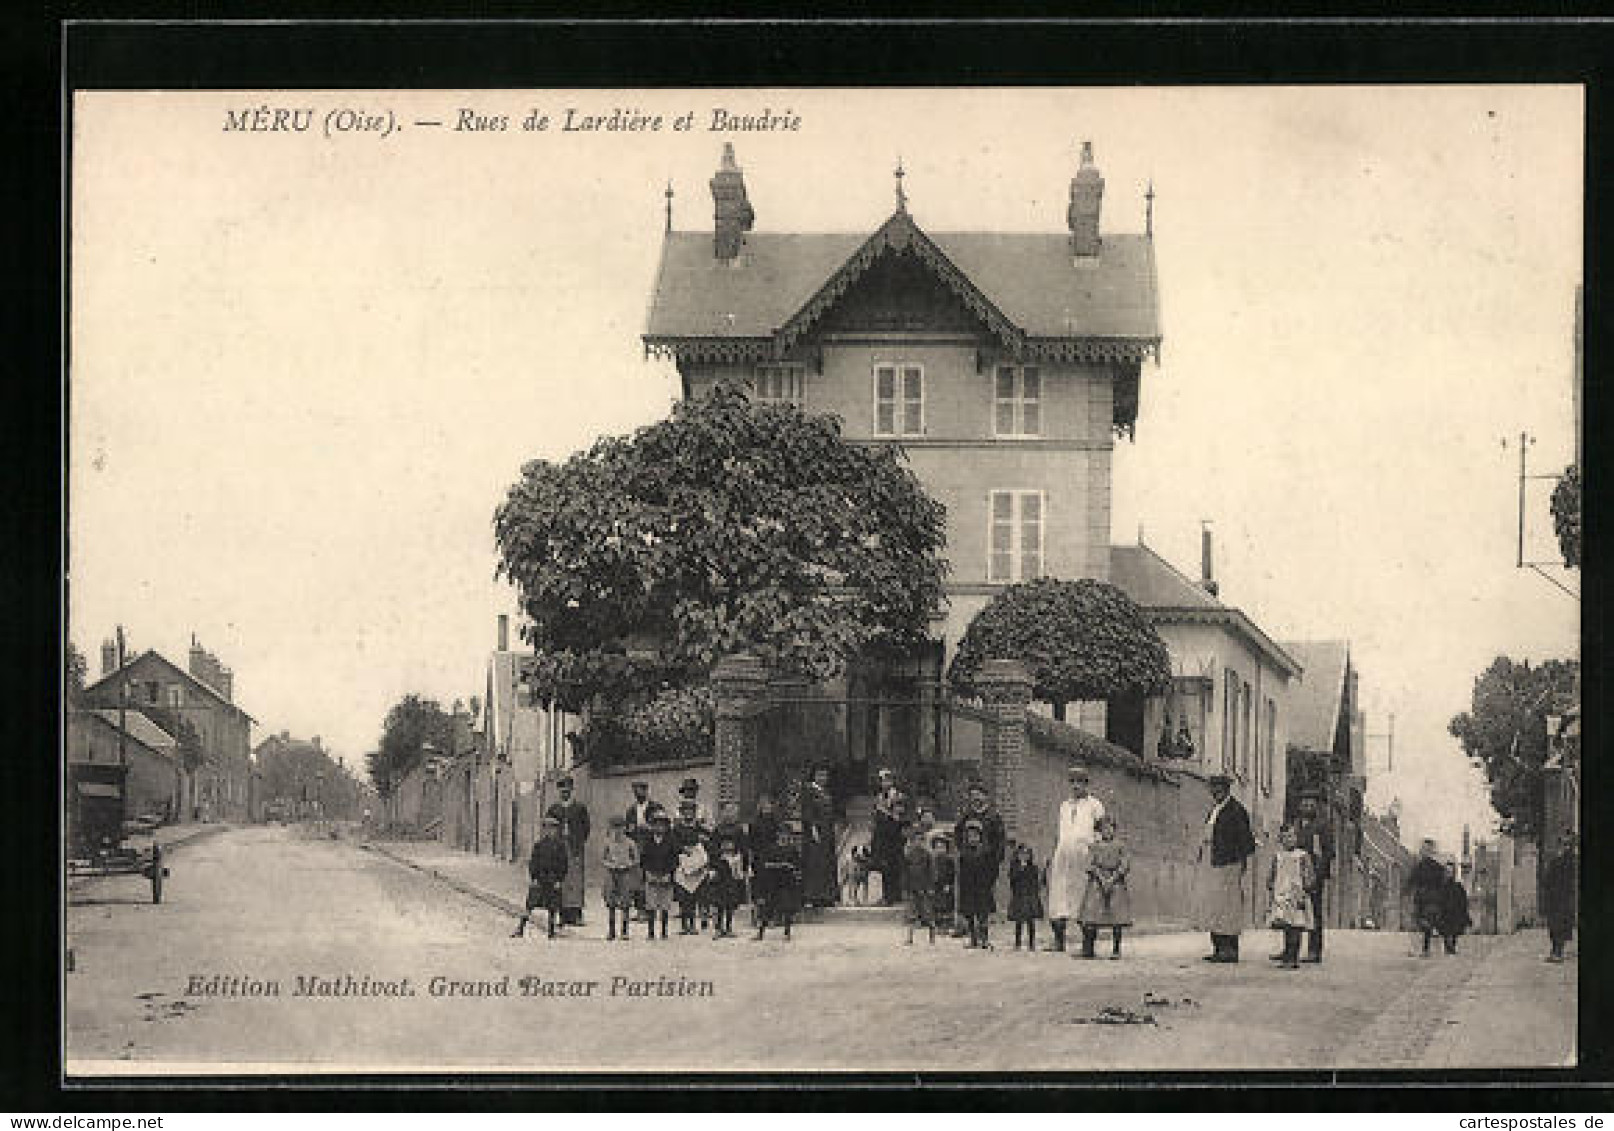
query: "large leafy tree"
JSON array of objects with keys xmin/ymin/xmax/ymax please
[
  {"xmin": 948, "ymin": 577, "xmax": 1172, "ymax": 719},
  {"xmin": 493, "ymin": 384, "xmax": 948, "ymax": 711},
  {"xmin": 369, "ymin": 694, "xmax": 454, "ymax": 797},
  {"xmin": 1550, "ymin": 463, "xmax": 1581, "ymax": 569},
  {"xmin": 1448, "ymin": 655, "xmax": 1579, "ymax": 839}
]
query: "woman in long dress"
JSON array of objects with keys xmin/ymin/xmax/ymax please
[
  {"xmin": 1046, "ymin": 766, "xmax": 1105, "ymax": 952},
  {"xmin": 799, "ymin": 765, "xmax": 839, "ymax": 907}
]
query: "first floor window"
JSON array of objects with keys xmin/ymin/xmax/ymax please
[
  {"xmin": 1222, "ymin": 668, "xmax": 1238, "ymax": 772},
  {"xmin": 994, "ymin": 365, "xmax": 1042, "ymax": 436},
  {"xmin": 875, "ymin": 363, "xmax": 924, "ymax": 436},
  {"xmin": 988, "ymin": 490, "xmax": 1044, "ymax": 582}
]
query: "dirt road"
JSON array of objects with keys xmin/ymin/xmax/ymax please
[{"xmin": 64, "ymin": 826, "xmax": 1575, "ymax": 1074}]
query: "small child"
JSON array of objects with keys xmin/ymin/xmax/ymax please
[
  {"xmin": 1007, "ymin": 843, "xmax": 1044, "ymax": 952},
  {"xmin": 601, "ymin": 815, "xmax": 641, "ymax": 942},
  {"xmin": 1078, "ymin": 814, "xmax": 1132, "ymax": 959},
  {"xmin": 675, "ymin": 836, "xmax": 711, "ymax": 936},
  {"xmin": 512, "ymin": 816, "xmax": 569, "ymax": 939},
  {"xmin": 708, "ymin": 835, "xmax": 748, "ymax": 939},
  {"xmin": 755, "ymin": 823, "xmax": 803, "ymax": 941},
  {"xmin": 902, "ymin": 827, "xmax": 936, "ymax": 945},
  {"xmin": 930, "ymin": 832, "xmax": 957, "ymax": 935},
  {"xmin": 1267, "ymin": 823, "xmax": 1316, "ymax": 970},
  {"xmin": 638, "ymin": 813, "xmax": 678, "ymax": 940},
  {"xmin": 956, "ymin": 820, "xmax": 997, "ymax": 950},
  {"xmin": 845, "ymin": 842, "xmax": 873, "ymax": 906}
]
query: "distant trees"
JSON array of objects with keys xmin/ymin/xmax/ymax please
[
  {"xmin": 65, "ymin": 642, "xmax": 87, "ymax": 706},
  {"xmin": 1550, "ymin": 463, "xmax": 1581, "ymax": 569},
  {"xmin": 369, "ymin": 694, "xmax": 454, "ymax": 797},
  {"xmin": 947, "ymin": 578, "xmax": 1172, "ymax": 720},
  {"xmin": 1448, "ymin": 655, "xmax": 1579, "ymax": 839},
  {"xmin": 493, "ymin": 383, "xmax": 948, "ymax": 713}
]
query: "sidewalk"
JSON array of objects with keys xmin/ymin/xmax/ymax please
[
  {"xmin": 367, "ymin": 836, "xmax": 1197, "ymax": 943},
  {"xmin": 1418, "ymin": 929, "xmax": 1577, "ymax": 1068}
]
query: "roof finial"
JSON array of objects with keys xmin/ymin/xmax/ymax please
[
  {"xmin": 1145, "ymin": 180, "xmax": 1155, "ymax": 238},
  {"xmin": 664, "ymin": 179, "xmax": 674, "ymax": 233},
  {"xmin": 894, "ymin": 156, "xmax": 908, "ymax": 213}
]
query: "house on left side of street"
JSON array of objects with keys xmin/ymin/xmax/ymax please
[
  {"xmin": 80, "ymin": 635, "xmax": 255, "ymax": 822},
  {"xmin": 65, "ymin": 708, "xmax": 183, "ymax": 823}
]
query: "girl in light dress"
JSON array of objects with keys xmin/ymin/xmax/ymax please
[{"xmin": 1267, "ymin": 823, "xmax": 1316, "ymax": 970}]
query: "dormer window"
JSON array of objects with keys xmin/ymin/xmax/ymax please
[
  {"xmin": 752, "ymin": 363, "xmax": 804, "ymax": 407},
  {"xmin": 994, "ymin": 365, "xmax": 1041, "ymax": 437},
  {"xmin": 873, "ymin": 363, "xmax": 924, "ymax": 437}
]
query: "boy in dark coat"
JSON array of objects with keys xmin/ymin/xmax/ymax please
[
  {"xmin": 931, "ymin": 832, "xmax": 958, "ymax": 935},
  {"xmin": 956, "ymin": 820, "xmax": 998, "ymax": 950},
  {"xmin": 638, "ymin": 813, "xmax": 679, "ymax": 940},
  {"xmin": 512, "ymin": 816, "xmax": 569, "ymax": 938},
  {"xmin": 754, "ymin": 822, "xmax": 804, "ymax": 941},
  {"xmin": 902, "ymin": 826, "xmax": 936, "ymax": 945}
]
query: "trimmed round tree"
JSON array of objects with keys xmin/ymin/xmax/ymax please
[
  {"xmin": 493, "ymin": 383, "xmax": 948, "ymax": 712},
  {"xmin": 948, "ymin": 577, "xmax": 1172, "ymax": 719}
]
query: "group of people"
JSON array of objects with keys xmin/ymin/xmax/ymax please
[{"xmin": 511, "ymin": 764, "xmax": 1577, "ymax": 968}]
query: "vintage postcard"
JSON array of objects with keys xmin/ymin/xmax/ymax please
[{"xmin": 64, "ymin": 85, "xmax": 1581, "ymax": 1076}]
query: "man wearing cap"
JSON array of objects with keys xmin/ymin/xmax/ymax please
[
  {"xmin": 1047, "ymin": 766, "xmax": 1105, "ymax": 952},
  {"xmin": 624, "ymin": 780, "xmax": 657, "ymax": 919},
  {"xmin": 1196, "ymin": 772, "xmax": 1256, "ymax": 962},
  {"xmin": 545, "ymin": 775, "xmax": 592, "ymax": 927}
]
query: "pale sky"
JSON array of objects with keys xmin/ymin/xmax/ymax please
[{"xmin": 69, "ymin": 87, "xmax": 1582, "ymax": 851}]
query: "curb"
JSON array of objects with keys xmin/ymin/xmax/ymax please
[{"xmin": 360, "ymin": 841, "xmax": 525, "ymax": 920}]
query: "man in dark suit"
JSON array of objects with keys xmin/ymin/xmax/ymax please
[
  {"xmin": 1293, "ymin": 794, "xmax": 1334, "ymax": 963},
  {"xmin": 1197, "ymin": 772, "xmax": 1256, "ymax": 962}
]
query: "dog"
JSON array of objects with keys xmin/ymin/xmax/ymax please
[{"xmin": 842, "ymin": 843, "xmax": 873, "ymax": 906}]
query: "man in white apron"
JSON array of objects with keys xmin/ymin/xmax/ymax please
[
  {"xmin": 1196, "ymin": 772, "xmax": 1255, "ymax": 962},
  {"xmin": 1046, "ymin": 766, "xmax": 1104, "ymax": 952}
]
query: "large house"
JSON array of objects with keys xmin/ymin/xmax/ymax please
[{"xmin": 81, "ymin": 636, "xmax": 254, "ymax": 821}]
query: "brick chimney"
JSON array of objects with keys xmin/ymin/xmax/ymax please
[
  {"xmin": 217, "ymin": 665, "xmax": 233, "ymax": 701},
  {"xmin": 710, "ymin": 143, "xmax": 755, "ymax": 261},
  {"xmin": 189, "ymin": 635, "xmax": 207, "ymax": 681},
  {"xmin": 1200, "ymin": 522, "xmax": 1219, "ymax": 598},
  {"xmin": 1067, "ymin": 140, "xmax": 1104, "ymax": 257},
  {"xmin": 497, "ymin": 614, "xmax": 509, "ymax": 652},
  {"xmin": 101, "ymin": 639, "xmax": 117, "ymax": 677}
]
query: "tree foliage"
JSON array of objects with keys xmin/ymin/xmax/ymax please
[
  {"xmin": 65, "ymin": 642, "xmax": 87, "ymax": 706},
  {"xmin": 948, "ymin": 577, "xmax": 1173, "ymax": 714},
  {"xmin": 587, "ymin": 687, "xmax": 714, "ymax": 767},
  {"xmin": 1550, "ymin": 463, "xmax": 1581, "ymax": 569},
  {"xmin": 141, "ymin": 702, "xmax": 206, "ymax": 774},
  {"xmin": 493, "ymin": 384, "xmax": 948, "ymax": 711},
  {"xmin": 369, "ymin": 694, "xmax": 454, "ymax": 796},
  {"xmin": 1448, "ymin": 655, "xmax": 1579, "ymax": 839}
]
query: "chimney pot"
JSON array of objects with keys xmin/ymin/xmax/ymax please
[
  {"xmin": 497, "ymin": 614, "xmax": 509, "ymax": 652},
  {"xmin": 101, "ymin": 639, "xmax": 118, "ymax": 678},
  {"xmin": 1201, "ymin": 523, "xmax": 1219, "ymax": 598}
]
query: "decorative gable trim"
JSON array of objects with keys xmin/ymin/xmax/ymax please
[{"xmin": 775, "ymin": 210, "xmax": 1026, "ymax": 359}]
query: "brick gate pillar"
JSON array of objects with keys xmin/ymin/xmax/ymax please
[
  {"xmin": 712, "ymin": 651, "xmax": 769, "ymax": 817},
  {"xmin": 976, "ymin": 658, "xmax": 1033, "ymax": 841}
]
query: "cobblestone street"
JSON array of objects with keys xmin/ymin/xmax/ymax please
[{"xmin": 63, "ymin": 826, "xmax": 1576, "ymax": 1074}]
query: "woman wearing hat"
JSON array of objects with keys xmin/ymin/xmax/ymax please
[
  {"xmin": 1195, "ymin": 772, "xmax": 1256, "ymax": 962},
  {"xmin": 871, "ymin": 768, "xmax": 908, "ymax": 905},
  {"xmin": 1047, "ymin": 765, "xmax": 1105, "ymax": 952},
  {"xmin": 800, "ymin": 765, "xmax": 839, "ymax": 908}
]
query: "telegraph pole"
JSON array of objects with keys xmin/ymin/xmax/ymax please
[{"xmin": 1506, "ymin": 429, "xmax": 1578, "ymax": 600}]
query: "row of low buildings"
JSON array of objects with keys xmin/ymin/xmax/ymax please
[
  {"xmin": 69, "ymin": 635, "xmax": 374, "ymax": 831},
  {"xmin": 387, "ymin": 141, "xmax": 1433, "ymax": 930}
]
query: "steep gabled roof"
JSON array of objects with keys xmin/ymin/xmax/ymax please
[
  {"xmin": 1279, "ymin": 640, "xmax": 1350, "ymax": 754},
  {"xmin": 81, "ymin": 708, "xmax": 178, "ymax": 754},
  {"xmin": 83, "ymin": 649, "xmax": 255, "ymax": 723},
  {"xmin": 1110, "ymin": 544, "xmax": 1302, "ymax": 679},
  {"xmin": 644, "ymin": 210, "xmax": 1160, "ymax": 363}
]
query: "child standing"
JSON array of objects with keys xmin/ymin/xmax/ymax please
[
  {"xmin": 708, "ymin": 835, "xmax": 748, "ymax": 939},
  {"xmin": 956, "ymin": 820, "xmax": 997, "ymax": 950},
  {"xmin": 930, "ymin": 832, "xmax": 957, "ymax": 936},
  {"xmin": 902, "ymin": 827, "xmax": 936, "ymax": 945},
  {"xmin": 638, "ymin": 813, "xmax": 678, "ymax": 941},
  {"xmin": 512, "ymin": 815, "xmax": 569, "ymax": 939},
  {"xmin": 674, "ymin": 835, "xmax": 710, "ymax": 936},
  {"xmin": 1007, "ymin": 843, "xmax": 1044, "ymax": 952},
  {"xmin": 755, "ymin": 822, "xmax": 803, "ymax": 941},
  {"xmin": 601, "ymin": 815, "xmax": 641, "ymax": 942},
  {"xmin": 1078, "ymin": 815, "xmax": 1132, "ymax": 959},
  {"xmin": 1266, "ymin": 823, "xmax": 1316, "ymax": 970}
]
